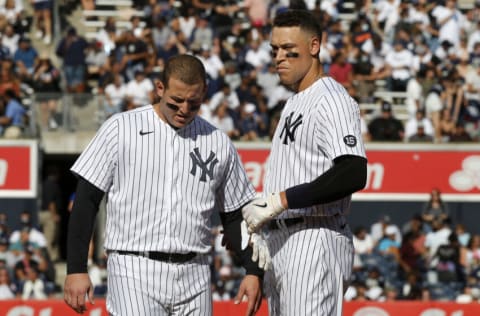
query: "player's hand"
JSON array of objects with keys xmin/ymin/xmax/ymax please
[
  {"xmin": 234, "ymin": 274, "xmax": 263, "ymax": 316},
  {"xmin": 64, "ymin": 273, "xmax": 95, "ymax": 314},
  {"xmin": 242, "ymin": 193, "xmax": 285, "ymax": 233},
  {"xmin": 250, "ymin": 232, "xmax": 271, "ymax": 271}
]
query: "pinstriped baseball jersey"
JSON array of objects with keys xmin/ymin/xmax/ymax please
[
  {"xmin": 264, "ymin": 77, "xmax": 366, "ymax": 218},
  {"xmin": 71, "ymin": 104, "xmax": 255, "ymax": 254}
]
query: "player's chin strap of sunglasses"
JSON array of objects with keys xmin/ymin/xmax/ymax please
[{"xmin": 107, "ymin": 250, "xmax": 197, "ymax": 263}]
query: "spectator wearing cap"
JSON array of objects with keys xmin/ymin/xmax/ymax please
[
  {"xmin": 367, "ymin": 101, "xmax": 405, "ymax": 141},
  {"xmin": 238, "ymin": 102, "xmax": 259, "ymax": 141},
  {"xmin": 377, "ymin": 225, "xmax": 402, "ymax": 255},
  {"xmin": 196, "ymin": 42, "xmax": 224, "ymax": 97},
  {"xmin": 56, "ymin": 27, "xmax": 88, "ymax": 93},
  {"xmin": 13, "ymin": 37, "xmax": 37, "ymax": 81},
  {"xmin": 385, "ymin": 39, "xmax": 414, "ymax": 92},
  {"xmin": 371, "ymin": 214, "xmax": 402, "ymax": 246},
  {"xmin": 125, "ymin": 70, "xmax": 154, "ymax": 109}
]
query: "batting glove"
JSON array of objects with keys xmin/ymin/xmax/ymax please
[
  {"xmin": 242, "ymin": 193, "xmax": 285, "ymax": 233},
  {"xmin": 250, "ymin": 232, "xmax": 271, "ymax": 271}
]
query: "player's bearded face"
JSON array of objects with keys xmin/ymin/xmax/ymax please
[
  {"xmin": 155, "ymin": 77, "xmax": 205, "ymax": 129},
  {"xmin": 270, "ymin": 27, "xmax": 316, "ymax": 89}
]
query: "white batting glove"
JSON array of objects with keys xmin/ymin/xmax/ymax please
[
  {"xmin": 242, "ymin": 193, "xmax": 285, "ymax": 233},
  {"xmin": 250, "ymin": 232, "xmax": 271, "ymax": 271}
]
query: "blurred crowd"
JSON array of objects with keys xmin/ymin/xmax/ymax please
[
  {"xmin": 348, "ymin": 188, "xmax": 480, "ymax": 303},
  {"xmin": 1, "ymin": 0, "xmax": 480, "ymax": 142}
]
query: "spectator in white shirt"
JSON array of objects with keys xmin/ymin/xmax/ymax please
[
  {"xmin": 126, "ymin": 70, "xmax": 154, "ymax": 108},
  {"xmin": 21, "ymin": 266, "xmax": 47, "ymax": 300},
  {"xmin": 385, "ymin": 40, "xmax": 414, "ymax": 91},
  {"xmin": 245, "ymin": 38, "xmax": 271, "ymax": 72},
  {"xmin": 104, "ymin": 74, "xmax": 127, "ymax": 117},
  {"xmin": 0, "ymin": 267, "xmax": 15, "ymax": 299},
  {"xmin": 405, "ymin": 109, "xmax": 435, "ymax": 140},
  {"xmin": 211, "ymin": 103, "xmax": 240, "ymax": 139}
]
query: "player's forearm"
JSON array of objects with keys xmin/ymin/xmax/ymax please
[
  {"xmin": 219, "ymin": 209, "xmax": 264, "ymax": 277},
  {"xmin": 285, "ymin": 155, "xmax": 367, "ymax": 209},
  {"xmin": 67, "ymin": 177, "xmax": 104, "ymax": 274}
]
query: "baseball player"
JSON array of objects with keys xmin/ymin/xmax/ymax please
[
  {"xmin": 242, "ymin": 10, "xmax": 368, "ymax": 316},
  {"xmin": 64, "ymin": 54, "xmax": 268, "ymax": 316}
]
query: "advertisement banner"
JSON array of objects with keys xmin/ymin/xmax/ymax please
[
  {"xmin": 1, "ymin": 300, "xmax": 480, "ymax": 316},
  {"xmin": 235, "ymin": 143, "xmax": 480, "ymax": 201},
  {"xmin": 0, "ymin": 140, "xmax": 37, "ymax": 198}
]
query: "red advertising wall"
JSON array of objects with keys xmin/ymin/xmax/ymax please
[
  {"xmin": 236, "ymin": 143, "xmax": 480, "ymax": 201},
  {"xmin": 0, "ymin": 140, "xmax": 37, "ymax": 198},
  {"xmin": 1, "ymin": 300, "xmax": 480, "ymax": 316}
]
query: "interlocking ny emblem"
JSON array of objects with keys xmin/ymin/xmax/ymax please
[
  {"xmin": 190, "ymin": 148, "xmax": 219, "ymax": 182},
  {"xmin": 279, "ymin": 112, "xmax": 303, "ymax": 145}
]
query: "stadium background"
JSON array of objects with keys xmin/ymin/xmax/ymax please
[{"xmin": 1, "ymin": 0, "xmax": 480, "ymax": 315}]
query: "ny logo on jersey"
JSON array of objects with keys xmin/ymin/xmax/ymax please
[
  {"xmin": 190, "ymin": 148, "xmax": 219, "ymax": 182},
  {"xmin": 279, "ymin": 112, "xmax": 303, "ymax": 145}
]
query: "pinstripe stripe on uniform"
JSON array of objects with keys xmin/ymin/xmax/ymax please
[{"xmin": 264, "ymin": 216, "xmax": 354, "ymax": 316}]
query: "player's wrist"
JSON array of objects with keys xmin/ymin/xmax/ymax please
[{"xmin": 268, "ymin": 192, "xmax": 285, "ymax": 216}]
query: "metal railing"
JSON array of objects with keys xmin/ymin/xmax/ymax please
[{"xmin": 29, "ymin": 93, "xmax": 106, "ymax": 135}]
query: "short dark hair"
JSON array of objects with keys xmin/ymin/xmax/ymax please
[
  {"xmin": 161, "ymin": 54, "xmax": 206, "ymax": 89},
  {"xmin": 273, "ymin": 10, "xmax": 322, "ymax": 38}
]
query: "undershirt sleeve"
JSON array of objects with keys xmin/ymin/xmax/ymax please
[
  {"xmin": 66, "ymin": 177, "xmax": 104, "ymax": 274},
  {"xmin": 285, "ymin": 155, "xmax": 367, "ymax": 209}
]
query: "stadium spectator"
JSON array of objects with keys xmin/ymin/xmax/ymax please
[
  {"xmin": 385, "ymin": 40, "xmax": 414, "ymax": 92},
  {"xmin": 422, "ymin": 188, "xmax": 450, "ymax": 229},
  {"xmin": 56, "ymin": 27, "xmax": 88, "ymax": 93},
  {"xmin": 1, "ymin": 24, "xmax": 19, "ymax": 58},
  {"xmin": 405, "ymin": 109, "xmax": 434, "ymax": 140},
  {"xmin": 95, "ymin": 17, "xmax": 121, "ymax": 56},
  {"xmin": 449, "ymin": 122, "xmax": 474, "ymax": 142},
  {"xmin": 0, "ymin": 266, "xmax": 16, "ymax": 299},
  {"xmin": 13, "ymin": 37, "xmax": 37, "ymax": 82},
  {"xmin": 103, "ymin": 74, "xmax": 127, "ymax": 118},
  {"xmin": 368, "ymin": 101, "xmax": 405, "ymax": 141},
  {"xmin": 125, "ymin": 69, "xmax": 154, "ymax": 108},
  {"xmin": 329, "ymin": 50, "xmax": 354, "ymax": 94},
  {"xmin": 32, "ymin": 55, "xmax": 61, "ymax": 130},
  {"xmin": 211, "ymin": 102, "xmax": 240, "ymax": 139},
  {"xmin": 0, "ymin": 89, "xmax": 26, "ymax": 138},
  {"xmin": 21, "ymin": 265, "xmax": 47, "ymax": 300},
  {"xmin": 424, "ymin": 219, "xmax": 452, "ymax": 266}
]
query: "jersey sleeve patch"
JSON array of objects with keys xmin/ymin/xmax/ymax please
[{"xmin": 343, "ymin": 135, "xmax": 357, "ymax": 147}]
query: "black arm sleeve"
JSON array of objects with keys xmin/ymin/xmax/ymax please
[
  {"xmin": 285, "ymin": 155, "xmax": 367, "ymax": 209},
  {"xmin": 219, "ymin": 208, "xmax": 264, "ymax": 278},
  {"xmin": 66, "ymin": 177, "xmax": 105, "ymax": 274}
]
